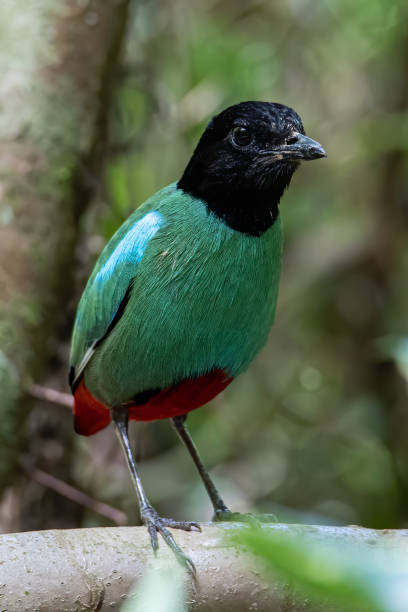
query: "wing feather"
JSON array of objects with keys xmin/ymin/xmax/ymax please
[{"xmin": 69, "ymin": 208, "xmax": 164, "ymax": 388}]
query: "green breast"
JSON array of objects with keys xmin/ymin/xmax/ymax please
[{"xmin": 84, "ymin": 185, "xmax": 283, "ymax": 406}]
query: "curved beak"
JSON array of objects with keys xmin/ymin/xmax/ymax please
[{"xmin": 261, "ymin": 133, "xmax": 326, "ymax": 162}]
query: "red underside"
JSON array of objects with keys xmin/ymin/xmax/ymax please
[{"xmin": 73, "ymin": 369, "xmax": 233, "ymax": 436}]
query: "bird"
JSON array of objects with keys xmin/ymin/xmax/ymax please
[{"xmin": 69, "ymin": 101, "xmax": 326, "ymax": 572}]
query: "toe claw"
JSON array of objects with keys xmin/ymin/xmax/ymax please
[
  {"xmin": 184, "ymin": 555, "xmax": 197, "ymax": 578},
  {"xmin": 173, "ymin": 548, "xmax": 196, "ymax": 577},
  {"xmin": 190, "ymin": 522, "xmax": 201, "ymax": 532},
  {"xmin": 164, "ymin": 519, "xmax": 201, "ymax": 532},
  {"xmin": 141, "ymin": 505, "xmax": 199, "ymax": 574},
  {"xmin": 147, "ymin": 522, "xmax": 159, "ymax": 553}
]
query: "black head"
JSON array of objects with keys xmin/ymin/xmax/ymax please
[{"xmin": 178, "ymin": 101, "xmax": 326, "ymax": 236}]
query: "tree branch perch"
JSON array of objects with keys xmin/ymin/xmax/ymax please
[{"xmin": 1, "ymin": 523, "xmax": 407, "ymax": 611}]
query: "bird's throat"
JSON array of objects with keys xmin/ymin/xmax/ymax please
[
  {"xmin": 178, "ymin": 161, "xmax": 295, "ymax": 236},
  {"xmin": 178, "ymin": 179, "xmax": 289, "ymax": 237}
]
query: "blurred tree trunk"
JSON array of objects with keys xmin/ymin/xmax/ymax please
[{"xmin": 0, "ymin": 0, "xmax": 131, "ymax": 509}]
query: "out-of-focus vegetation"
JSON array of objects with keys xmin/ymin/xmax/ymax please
[
  {"xmin": 234, "ymin": 525, "xmax": 408, "ymax": 612},
  {"xmin": 122, "ymin": 561, "xmax": 186, "ymax": 612},
  {"xmin": 1, "ymin": 0, "xmax": 408, "ymax": 557}
]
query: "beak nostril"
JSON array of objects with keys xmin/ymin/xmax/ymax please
[{"xmin": 286, "ymin": 134, "xmax": 299, "ymax": 145}]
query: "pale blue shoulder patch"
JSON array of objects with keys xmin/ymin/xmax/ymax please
[{"xmin": 94, "ymin": 211, "xmax": 163, "ymax": 287}]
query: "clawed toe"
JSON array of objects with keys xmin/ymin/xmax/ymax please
[
  {"xmin": 141, "ymin": 505, "xmax": 198, "ymax": 575},
  {"xmin": 163, "ymin": 518, "xmax": 201, "ymax": 532}
]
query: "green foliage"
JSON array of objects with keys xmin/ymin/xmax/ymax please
[
  {"xmin": 376, "ymin": 335, "xmax": 408, "ymax": 384},
  {"xmin": 233, "ymin": 525, "xmax": 408, "ymax": 612},
  {"xmin": 0, "ymin": 350, "xmax": 21, "ymax": 488},
  {"xmin": 121, "ymin": 561, "xmax": 186, "ymax": 612}
]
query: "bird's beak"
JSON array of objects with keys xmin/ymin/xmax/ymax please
[
  {"xmin": 284, "ymin": 133, "xmax": 326, "ymax": 161},
  {"xmin": 261, "ymin": 133, "xmax": 326, "ymax": 162}
]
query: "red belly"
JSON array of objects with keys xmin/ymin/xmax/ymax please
[{"xmin": 73, "ymin": 369, "xmax": 232, "ymax": 436}]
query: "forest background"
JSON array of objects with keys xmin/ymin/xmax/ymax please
[{"xmin": 0, "ymin": 0, "xmax": 407, "ymax": 545}]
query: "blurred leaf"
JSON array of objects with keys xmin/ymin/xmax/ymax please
[
  {"xmin": 107, "ymin": 160, "xmax": 131, "ymax": 216},
  {"xmin": 375, "ymin": 335, "xmax": 408, "ymax": 384},
  {"xmin": 233, "ymin": 525, "xmax": 396, "ymax": 612},
  {"xmin": 121, "ymin": 560, "xmax": 186, "ymax": 612}
]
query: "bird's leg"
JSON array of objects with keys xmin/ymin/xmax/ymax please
[
  {"xmin": 172, "ymin": 415, "xmax": 273, "ymax": 525},
  {"xmin": 172, "ymin": 415, "xmax": 235, "ymax": 521},
  {"xmin": 111, "ymin": 406, "xmax": 200, "ymax": 575}
]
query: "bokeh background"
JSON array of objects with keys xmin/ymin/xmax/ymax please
[{"xmin": 1, "ymin": 0, "xmax": 408, "ymax": 536}]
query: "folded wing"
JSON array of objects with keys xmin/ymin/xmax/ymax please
[{"xmin": 69, "ymin": 208, "xmax": 164, "ymax": 391}]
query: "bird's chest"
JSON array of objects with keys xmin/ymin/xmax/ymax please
[{"xmin": 139, "ymin": 216, "xmax": 282, "ymax": 378}]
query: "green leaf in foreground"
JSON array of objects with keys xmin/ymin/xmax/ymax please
[
  {"xmin": 121, "ymin": 559, "xmax": 186, "ymax": 612},
  {"xmin": 232, "ymin": 526, "xmax": 392, "ymax": 612}
]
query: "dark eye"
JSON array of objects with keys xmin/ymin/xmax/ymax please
[{"xmin": 231, "ymin": 125, "xmax": 252, "ymax": 147}]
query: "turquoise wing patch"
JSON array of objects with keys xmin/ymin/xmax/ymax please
[
  {"xmin": 94, "ymin": 211, "xmax": 162, "ymax": 288},
  {"xmin": 70, "ymin": 210, "xmax": 163, "ymax": 382}
]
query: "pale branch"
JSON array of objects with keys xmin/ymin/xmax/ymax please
[
  {"xmin": 20, "ymin": 456, "xmax": 127, "ymax": 526},
  {"xmin": 27, "ymin": 383, "xmax": 73, "ymax": 409},
  {"xmin": 1, "ymin": 523, "xmax": 407, "ymax": 611}
]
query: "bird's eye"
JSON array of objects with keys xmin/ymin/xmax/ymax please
[{"xmin": 231, "ymin": 125, "xmax": 252, "ymax": 148}]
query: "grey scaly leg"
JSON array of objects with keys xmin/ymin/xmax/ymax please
[
  {"xmin": 111, "ymin": 406, "xmax": 199, "ymax": 575},
  {"xmin": 172, "ymin": 415, "xmax": 233, "ymax": 520}
]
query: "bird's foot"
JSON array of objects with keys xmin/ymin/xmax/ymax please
[
  {"xmin": 212, "ymin": 508, "xmax": 278, "ymax": 525},
  {"xmin": 212, "ymin": 508, "xmax": 258, "ymax": 524},
  {"xmin": 141, "ymin": 504, "xmax": 200, "ymax": 576}
]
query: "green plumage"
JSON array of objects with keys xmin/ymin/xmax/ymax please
[{"xmin": 70, "ymin": 183, "xmax": 282, "ymax": 407}]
